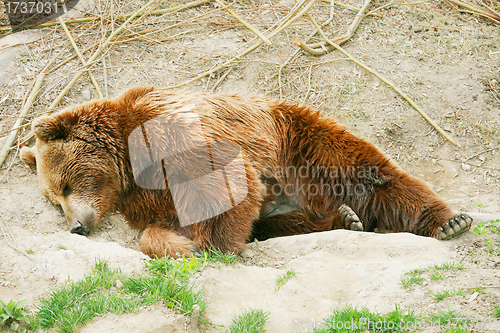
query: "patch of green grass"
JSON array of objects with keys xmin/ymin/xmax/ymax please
[
  {"xmin": 430, "ymin": 271, "xmax": 444, "ymax": 281},
  {"xmin": 427, "ymin": 308, "xmax": 470, "ymax": 329},
  {"xmin": 26, "ymin": 249, "xmax": 240, "ymax": 332},
  {"xmin": 25, "ymin": 248, "xmax": 34, "ymax": 254},
  {"xmin": 474, "ymin": 219, "xmax": 500, "ymax": 255},
  {"xmin": 0, "ymin": 299, "xmax": 30, "ymax": 331},
  {"xmin": 201, "ymin": 247, "xmax": 240, "ymax": 265},
  {"xmin": 467, "ymin": 286, "xmax": 485, "ymax": 294},
  {"xmin": 57, "ymin": 244, "xmax": 68, "ymax": 250},
  {"xmin": 401, "ymin": 268, "xmax": 426, "ymax": 290},
  {"xmin": 430, "ymin": 288, "xmax": 470, "ymax": 302},
  {"xmin": 30, "ymin": 257, "xmax": 207, "ymax": 333},
  {"xmin": 434, "ymin": 261, "xmax": 465, "ymax": 271},
  {"xmin": 492, "ymin": 306, "xmax": 500, "ymax": 318},
  {"xmin": 310, "ymin": 305, "xmax": 418, "ymax": 333},
  {"xmin": 401, "ymin": 261, "xmax": 468, "ymax": 290},
  {"xmin": 225, "ymin": 308, "xmax": 269, "ymax": 333},
  {"xmin": 430, "ymin": 289, "xmax": 452, "ymax": 302},
  {"xmin": 275, "ymin": 269, "xmax": 297, "ymax": 291}
]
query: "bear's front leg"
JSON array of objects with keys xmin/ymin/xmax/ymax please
[{"xmin": 140, "ymin": 224, "xmax": 200, "ymax": 258}]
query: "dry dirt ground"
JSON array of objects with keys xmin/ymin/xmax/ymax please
[{"xmin": 0, "ymin": 0, "xmax": 500, "ymax": 332}]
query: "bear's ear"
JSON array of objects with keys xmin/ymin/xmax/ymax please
[
  {"xmin": 32, "ymin": 111, "xmax": 79, "ymax": 141},
  {"xmin": 20, "ymin": 146, "xmax": 36, "ymax": 170}
]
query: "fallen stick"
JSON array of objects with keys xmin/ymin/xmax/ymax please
[
  {"xmin": 0, "ymin": 213, "xmax": 30, "ymax": 258},
  {"xmin": 214, "ymin": 0, "xmax": 271, "ymax": 45},
  {"xmin": 447, "ymin": 0, "xmax": 500, "ymax": 24},
  {"xmin": 58, "ymin": 17, "xmax": 103, "ymax": 98},
  {"xmin": 320, "ymin": 0, "xmax": 382, "ymax": 15},
  {"xmin": 0, "ymin": 73, "xmax": 46, "ymax": 169},
  {"xmin": 210, "ymin": 67, "xmax": 233, "ymax": 93},
  {"xmin": 165, "ymin": 0, "xmax": 317, "ymax": 89},
  {"xmin": 300, "ymin": 13, "xmax": 458, "ymax": 146},
  {"xmin": 300, "ymin": 0, "xmax": 373, "ymax": 56}
]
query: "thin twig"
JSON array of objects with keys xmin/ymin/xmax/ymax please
[
  {"xmin": 0, "ymin": 95, "xmax": 8, "ymax": 106},
  {"xmin": 0, "ymin": 214, "xmax": 30, "ymax": 258},
  {"xmin": 447, "ymin": 0, "xmax": 500, "ymax": 23},
  {"xmin": 0, "ymin": 73, "xmax": 46, "ymax": 169},
  {"xmin": 214, "ymin": 0, "xmax": 272, "ymax": 45},
  {"xmin": 210, "ymin": 67, "xmax": 233, "ymax": 93},
  {"xmin": 300, "ymin": 0, "xmax": 373, "ymax": 56},
  {"xmin": 103, "ymin": 56, "xmax": 109, "ymax": 98},
  {"xmin": 302, "ymin": 12, "xmax": 458, "ymax": 146},
  {"xmin": 463, "ymin": 146, "xmax": 499, "ymax": 162},
  {"xmin": 303, "ymin": 65, "xmax": 313, "ymax": 102},
  {"xmin": 58, "ymin": 17, "xmax": 103, "ymax": 98},
  {"xmin": 320, "ymin": 0, "xmax": 383, "ymax": 16}
]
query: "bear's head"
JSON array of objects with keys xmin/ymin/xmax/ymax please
[{"xmin": 20, "ymin": 102, "xmax": 123, "ymax": 235}]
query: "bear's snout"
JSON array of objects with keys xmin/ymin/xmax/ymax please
[{"xmin": 69, "ymin": 220, "xmax": 88, "ymax": 235}]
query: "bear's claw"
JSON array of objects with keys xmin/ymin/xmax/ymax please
[
  {"xmin": 338, "ymin": 204, "xmax": 363, "ymax": 231},
  {"xmin": 435, "ymin": 213, "xmax": 473, "ymax": 240}
]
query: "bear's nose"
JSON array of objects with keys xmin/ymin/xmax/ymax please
[{"xmin": 69, "ymin": 220, "xmax": 86, "ymax": 235}]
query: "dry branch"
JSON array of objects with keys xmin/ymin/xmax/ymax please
[
  {"xmin": 300, "ymin": 13, "xmax": 458, "ymax": 146},
  {"xmin": 210, "ymin": 67, "xmax": 233, "ymax": 92},
  {"xmin": 301, "ymin": 0, "xmax": 374, "ymax": 55},
  {"xmin": 58, "ymin": 17, "xmax": 103, "ymax": 98},
  {"xmin": 447, "ymin": 0, "xmax": 500, "ymax": 24},
  {"xmin": 214, "ymin": 0, "xmax": 272, "ymax": 45},
  {"xmin": 0, "ymin": 73, "xmax": 46, "ymax": 169},
  {"xmin": 0, "ymin": 214, "xmax": 30, "ymax": 258}
]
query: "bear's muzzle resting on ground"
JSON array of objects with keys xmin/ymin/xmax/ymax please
[{"xmin": 20, "ymin": 87, "xmax": 472, "ymax": 258}]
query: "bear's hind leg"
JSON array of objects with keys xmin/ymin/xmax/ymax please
[{"xmin": 140, "ymin": 224, "xmax": 200, "ymax": 258}]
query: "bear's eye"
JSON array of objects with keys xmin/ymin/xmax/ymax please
[{"xmin": 62, "ymin": 184, "xmax": 71, "ymax": 196}]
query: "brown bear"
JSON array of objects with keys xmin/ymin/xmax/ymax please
[{"xmin": 20, "ymin": 86, "xmax": 472, "ymax": 258}]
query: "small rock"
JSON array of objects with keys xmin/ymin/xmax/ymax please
[
  {"xmin": 461, "ymin": 163, "xmax": 471, "ymax": 171},
  {"xmin": 115, "ymin": 280, "xmax": 123, "ymax": 289},
  {"xmin": 81, "ymin": 89, "xmax": 91, "ymax": 100}
]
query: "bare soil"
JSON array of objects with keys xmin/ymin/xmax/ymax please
[{"xmin": 0, "ymin": 0, "xmax": 499, "ymax": 332}]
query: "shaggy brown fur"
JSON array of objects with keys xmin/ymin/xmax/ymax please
[{"xmin": 21, "ymin": 87, "xmax": 468, "ymax": 258}]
